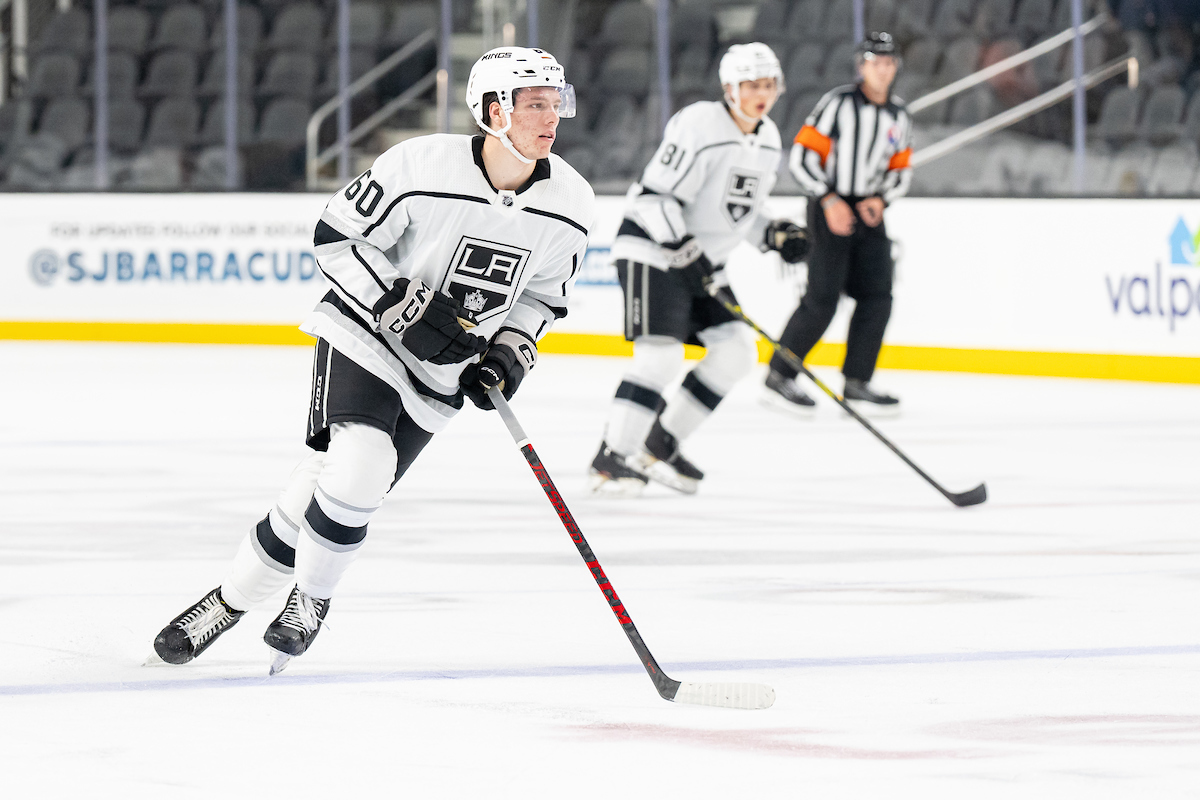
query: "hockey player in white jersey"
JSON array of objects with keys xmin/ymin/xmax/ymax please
[
  {"xmin": 151, "ymin": 47, "xmax": 593, "ymax": 673},
  {"xmin": 588, "ymin": 43, "xmax": 807, "ymax": 496}
]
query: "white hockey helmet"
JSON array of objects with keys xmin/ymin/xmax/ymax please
[
  {"xmin": 466, "ymin": 47, "xmax": 576, "ymax": 163},
  {"xmin": 718, "ymin": 42, "xmax": 785, "ymax": 113}
]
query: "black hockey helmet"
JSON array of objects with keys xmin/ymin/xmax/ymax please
[{"xmin": 856, "ymin": 31, "xmax": 900, "ymax": 64}]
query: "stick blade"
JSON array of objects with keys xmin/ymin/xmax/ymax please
[
  {"xmin": 949, "ymin": 483, "xmax": 988, "ymax": 507},
  {"xmin": 672, "ymin": 682, "xmax": 776, "ymax": 710}
]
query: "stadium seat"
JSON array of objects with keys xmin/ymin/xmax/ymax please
[
  {"xmin": 265, "ymin": 3, "xmax": 325, "ymax": 53},
  {"xmin": 975, "ymin": 0, "xmax": 1018, "ymax": 39},
  {"xmin": 596, "ymin": 1, "xmax": 655, "ymax": 49},
  {"xmin": 1013, "ymin": 0, "xmax": 1053, "ymax": 43},
  {"xmin": 198, "ymin": 52, "xmax": 256, "ymax": 98},
  {"xmin": 188, "ymin": 145, "xmax": 243, "ymax": 190},
  {"xmin": 316, "ymin": 50, "xmax": 379, "ymax": 103},
  {"xmin": 258, "ymin": 52, "xmax": 319, "ymax": 100},
  {"xmin": 786, "ymin": 43, "xmax": 829, "ymax": 93},
  {"xmin": 1023, "ymin": 141, "xmax": 1071, "ymax": 194},
  {"xmin": 1145, "ymin": 144, "xmax": 1199, "ymax": 195},
  {"xmin": 125, "ymin": 146, "xmax": 184, "ymax": 190},
  {"xmin": 37, "ymin": 97, "xmax": 91, "ymax": 151},
  {"xmin": 0, "ymin": 100, "xmax": 34, "ymax": 156},
  {"xmin": 592, "ymin": 96, "xmax": 640, "ymax": 146},
  {"xmin": 209, "ymin": 4, "xmax": 264, "ymax": 54},
  {"xmin": 1103, "ymin": 143, "xmax": 1156, "ymax": 195},
  {"xmin": 139, "ymin": 50, "xmax": 199, "ymax": 99},
  {"xmin": 904, "ymin": 38, "xmax": 942, "ymax": 81},
  {"xmin": 1138, "ymin": 85, "xmax": 1186, "ymax": 144},
  {"xmin": 595, "ymin": 49, "xmax": 652, "ymax": 98},
  {"xmin": 381, "ymin": 1, "xmax": 437, "ymax": 49},
  {"xmin": 27, "ymin": 53, "xmax": 81, "ymax": 99},
  {"xmin": 257, "ymin": 98, "xmax": 311, "ymax": 144},
  {"xmin": 1181, "ymin": 92, "xmax": 1200, "ymax": 146},
  {"xmin": 973, "ymin": 138, "xmax": 1030, "ymax": 193},
  {"xmin": 824, "ymin": 41, "xmax": 859, "ymax": 86},
  {"xmin": 949, "ymin": 86, "xmax": 998, "ymax": 126},
  {"xmin": 751, "ymin": 0, "xmax": 790, "ymax": 43},
  {"xmin": 325, "ymin": 2, "xmax": 384, "ymax": 51},
  {"xmin": 150, "ymin": 4, "xmax": 209, "ymax": 55},
  {"xmin": 1051, "ymin": 0, "xmax": 1106, "ymax": 33},
  {"xmin": 198, "ymin": 99, "xmax": 256, "ymax": 146},
  {"xmin": 895, "ymin": 0, "xmax": 937, "ymax": 43},
  {"xmin": 866, "ymin": 0, "xmax": 899, "ymax": 34},
  {"xmin": 673, "ymin": 45, "xmax": 713, "ymax": 95},
  {"xmin": 559, "ymin": 145, "xmax": 596, "ymax": 181},
  {"xmin": 821, "ymin": 1, "xmax": 856, "ymax": 41},
  {"xmin": 931, "ymin": 0, "xmax": 978, "ymax": 41},
  {"xmin": 83, "ymin": 52, "xmax": 140, "ymax": 100},
  {"xmin": 30, "ymin": 8, "xmax": 91, "ymax": 58},
  {"xmin": 107, "ymin": 99, "xmax": 148, "ymax": 154},
  {"xmin": 1092, "ymin": 86, "xmax": 1145, "ymax": 146},
  {"xmin": 933, "ymin": 37, "xmax": 982, "ymax": 88},
  {"xmin": 784, "ymin": 0, "xmax": 829, "ymax": 44},
  {"xmin": 3, "ymin": 135, "xmax": 71, "ymax": 189},
  {"xmin": 671, "ymin": 2, "xmax": 717, "ymax": 57},
  {"xmin": 107, "ymin": 6, "xmax": 153, "ymax": 56},
  {"xmin": 144, "ymin": 98, "xmax": 200, "ymax": 147},
  {"xmin": 892, "ymin": 73, "xmax": 928, "ymax": 105},
  {"xmin": 1055, "ymin": 34, "xmax": 1105, "ymax": 83}
]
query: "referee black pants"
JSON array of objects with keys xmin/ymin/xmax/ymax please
[{"xmin": 770, "ymin": 198, "xmax": 894, "ymax": 383}]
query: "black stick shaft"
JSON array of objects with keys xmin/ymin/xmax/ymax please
[
  {"xmin": 488, "ymin": 388, "xmax": 681, "ymax": 700},
  {"xmin": 712, "ymin": 290, "xmax": 986, "ymax": 508}
]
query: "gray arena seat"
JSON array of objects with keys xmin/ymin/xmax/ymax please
[
  {"xmin": 821, "ymin": 0, "xmax": 856, "ymax": 41},
  {"xmin": 904, "ymin": 38, "xmax": 942, "ymax": 81},
  {"xmin": 38, "ymin": 96, "xmax": 91, "ymax": 151},
  {"xmin": 27, "ymin": 53, "xmax": 81, "ymax": 99},
  {"xmin": 866, "ymin": 0, "xmax": 899, "ymax": 33},
  {"xmin": 188, "ymin": 145, "xmax": 243, "ymax": 190},
  {"xmin": 265, "ymin": 3, "xmax": 325, "ymax": 53},
  {"xmin": 150, "ymin": 4, "xmax": 209, "ymax": 55},
  {"xmin": 1139, "ymin": 85, "xmax": 1186, "ymax": 144},
  {"xmin": 316, "ymin": 49, "xmax": 379, "ymax": 103},
  {"xmin": 931, "ymin": 0, "xmax": 978, "ymax": 40},
  {"xmin": 84, "ymin": 52, "xmax": 139, "ymax": 100},
  {"xmin": 0, "ymin": 100, "xmax": 34, "ymax": 156},
  {"xmin": 673, "ymin": 45, "xmax": 714, "ymax": 95},
  {"xmin": 784, "ymin": 0, "xmax": 829, "ymax": 44},
  {"xmin": 596, "ymin": 1, "xmax": 655, "ymax": 49},
  {"xmin": 824, "ymin": 41, "xmax": 859, "ymax": 86},
  {"xmin": 257, "ymin": 52, "xmax": 318, "ymax": 100},
  {"xmin": 560, "ymin": 146, "xmax": 596, "ymax": 180},
  {"xmin": 1014, "ymin": 0, "xmax": 1053, "ymax": 42},
  {"xmin": 1092, "ymin": 87, "xmax": 1145, "ymax": 146},
  {"xmin": 3, "ymin": 135, "xmax": 71, "ymax": 189},
  {"xmin": 895, "ymin": 0, "xmax": 937, "ymax": 43},
  {"xmin": 144, "ymin": 98, "xmax": 200, "ymax": 147},
  {"xmin": 1023, "ymin": 141, "xmax": 1071, "ymax": 194},
  {"xmin": 198, "ymin": 99, "xmax": 256, "ymax": 146},
  {"xmin": 949, "ymin": 86, "xmax": 999, "ymax": 126},
  {"xmin": 1056, "ymin": 34, "xmax": 1105, "ymax": 83},
  {"xmin": 1103, "ymin": 144, "xmax": 1155, "ymax": 195},
  {"xmin": 382, "ymin": 1, "xmax": 436, "ymax": 48},
  {"xmin": 671, "ymin": 2, "xmax": 717, "ymax": 56},
  {"xmin": 209, "ymin": 4, "xmax": 264, "ymax": 54},
  {"xmin": 892, "ymin": 73, "xmax": 929, "ymax": 105},
  {"xmin": 592, "ymin": 96, "xmax": 640, "ymax": 145},
  {"xmin": 933, "ymin": 37, "xmax": 982, "ymax": 88},
  {"xmin": 107, "ymin": 99, "xmax": 148, "ymax": 154},
  {"xmin": 595, "ymin": 49, "xmax": 652, "ymax": 98},
  {"xmin": 750, "ymin": 0, "xmax": 790, "ymax": 50},
  {"xmin": 125, "ymin": 147, "xmax": 184, "ymax": 190},
  {"xmin": 31, "ymin": 8, "xmax": 91, "ymax": 58},
  {"xmin": 107, "ymin": 6, "xmax": 153, "ymax": 56},
  {"xmin": 257, "ymin": 98, "xmax": 311, "ymax": 144},
  {"xmin": 1145, "ymin": 144, "xmax": 1199, "ymax": 195},
  {"xmin": 198, "ymin": 52, "xmax": 255, "ymax": 98},
  {"xmin": 139, "ymin": 50, "xmax": 199, "ymax": 98},
  {"xmin": 1181, "ymin": 93, "xmax": 1200, "ymax": 146},
  {"xmin": 786, "ymin": 43, "xmax": 829, "ymax": 93},
  {"xmin": 326, "ymin": 2, "xmax": 384, "ymax": 51}
]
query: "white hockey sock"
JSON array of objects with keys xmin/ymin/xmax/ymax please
[
  {"xmin": 220, "ymin": 451, "xmax": 325, "ymax": 611},
  {"xmin": 294, "ymin": 423, "xmax": 396, "ymax": 600},
  {"xmin": 603, "ymin": 336, "xmax": 683, "ymax": 456},
  {"xmin": 660, "ymin": 321, "xmax": 756, "ymax": 443}
]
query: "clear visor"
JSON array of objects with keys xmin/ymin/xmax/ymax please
[{"xmin": 510, "ymin": 84, "xmax": 577, "ymax": 119}]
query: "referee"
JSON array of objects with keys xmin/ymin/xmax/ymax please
[{"xmin": 763, "ymin": 32, "xmax": 913, "ymax": 415}]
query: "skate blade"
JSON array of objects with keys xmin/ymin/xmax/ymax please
[
  {"xmin": 643, "ymin": 461, "xmax": 699, "ymax": 495},
  {"xmin": 143, "ymin": 651, "xmax": 168, "ymax": 667},
  {"xmin": 268, "ymin": 649, "xmax": 293, "ymax": 676},
  {"xmin": 587, "ymin": 471, "xmax": 647, "ymax": 497},
  {"xmin": 843, "ymin": 398, "xmax": 902, "ymax": 419},
  {"xmin": 759, "ymin": 391, "xmax": 817, "ymax": 418}
]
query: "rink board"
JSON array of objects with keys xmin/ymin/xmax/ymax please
[{"xmin": 1, "ymin": 193, "xmax": 1198, "ymax": 383}]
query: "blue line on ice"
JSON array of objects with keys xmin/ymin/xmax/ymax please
[{"xmin": 3, "ymin": 644, "xmax": 1198, "ymax": 697}]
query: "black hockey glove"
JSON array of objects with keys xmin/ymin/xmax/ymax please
[
  {"xmin": 459, "ymin": 329, "xmax": 538, "ymax": 410},
  {"xmin": 762, "ymin": 219, "xmax": 810, "ymax": 264},
  {"xmin": 666, "ymin": 235, "xmax": 716, "ymax": 298},
  {"xmin": 373, "ymin": 278, "xmax": 487, "ymax": 365}
]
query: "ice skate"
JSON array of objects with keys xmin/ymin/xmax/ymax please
[
  {"xmin": 843, "ymin": 378, "xmax": 901, "ymax": 417},
  {"xmin": 588, "ymin": 442, "xmax": 650, "ymax": 496},
  {"xmin": 761, "ymin": 370, "xmax": 817, "ymax": 417},
  {"xmin": 636, "ymin": 420, "xmax": 704, "ymax": 495},
  {"xmin": 264, "ymin": 586, "xmax": 330, "ymax": 675},
  {"xmin": 152, "ymin": 587, "xmax": 246, "ymax": 665}
]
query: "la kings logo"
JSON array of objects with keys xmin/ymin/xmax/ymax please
[
  {"xmin": 440, "ymin": 236, "xmax": 531, "ymax": 322},
  {"xmin": 722, "ymin": 169, "xmax": 762, "ymax": 226}
]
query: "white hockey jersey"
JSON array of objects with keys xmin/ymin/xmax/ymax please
[
  {"xmin": 610, "ymin": 101, "xmax": 782, "ymax": 271},
  {"xmin": 303, "ymin": 134, "xmax": 594, "ymax": 433}
]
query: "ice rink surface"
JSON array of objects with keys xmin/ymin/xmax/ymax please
[{"xmin": 1, "ymin": 340, "xmax": 1198, "ymax": 799}]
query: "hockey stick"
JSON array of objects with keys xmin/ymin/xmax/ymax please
[
  {"xmin": 710, "ymin": 289, "xmax": 987, "ymax": 508},
  {"xmin": 487, "ymin": 387, "xmax": 775, "ymax": 710}
]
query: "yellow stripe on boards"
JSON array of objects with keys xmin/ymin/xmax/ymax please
[{"xmin": 2, "ymin": 321, "xmax": 1198, "ymax": 384}]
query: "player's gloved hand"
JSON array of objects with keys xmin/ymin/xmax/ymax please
[
  {"xmin": 459, "ymin": 329, "xmax": 538, "ymax": 410},
  {"xmin": 666, "ymin": 235, "xmax": 716, "ymax": 298},
  {"xmin": 373, "ymin": 279, "xmax": 487, "ymax": 365},
  {"xmin": 762, "ymin": 219, "xmax": 810, "ymax": 264}
]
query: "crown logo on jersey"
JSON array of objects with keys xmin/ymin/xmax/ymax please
[{"xmin": 463, "ymin": 289, "xmax": 488, "ymax": 313}]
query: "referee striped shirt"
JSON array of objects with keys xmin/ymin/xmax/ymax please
[{"xmin": 789, "ymin": 84, "xmax": 913, "ymax": 204}]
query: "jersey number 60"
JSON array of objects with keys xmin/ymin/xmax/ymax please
[{"xmin": 345, "ymin": 170, "xmax": 384, "ymax": 217}]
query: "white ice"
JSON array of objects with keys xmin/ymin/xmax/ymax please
[{"xmin": 1, "ymin": 341, "xmax": 1198, "ymax": 799}]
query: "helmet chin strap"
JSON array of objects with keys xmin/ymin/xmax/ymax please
[
  {"xmin": 724, "ymin": 88, "xmax": 762, "ymax": 126},
  {"xmin": 482, "ymin": 109, "xmax": 535, "ymax": 165}
]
